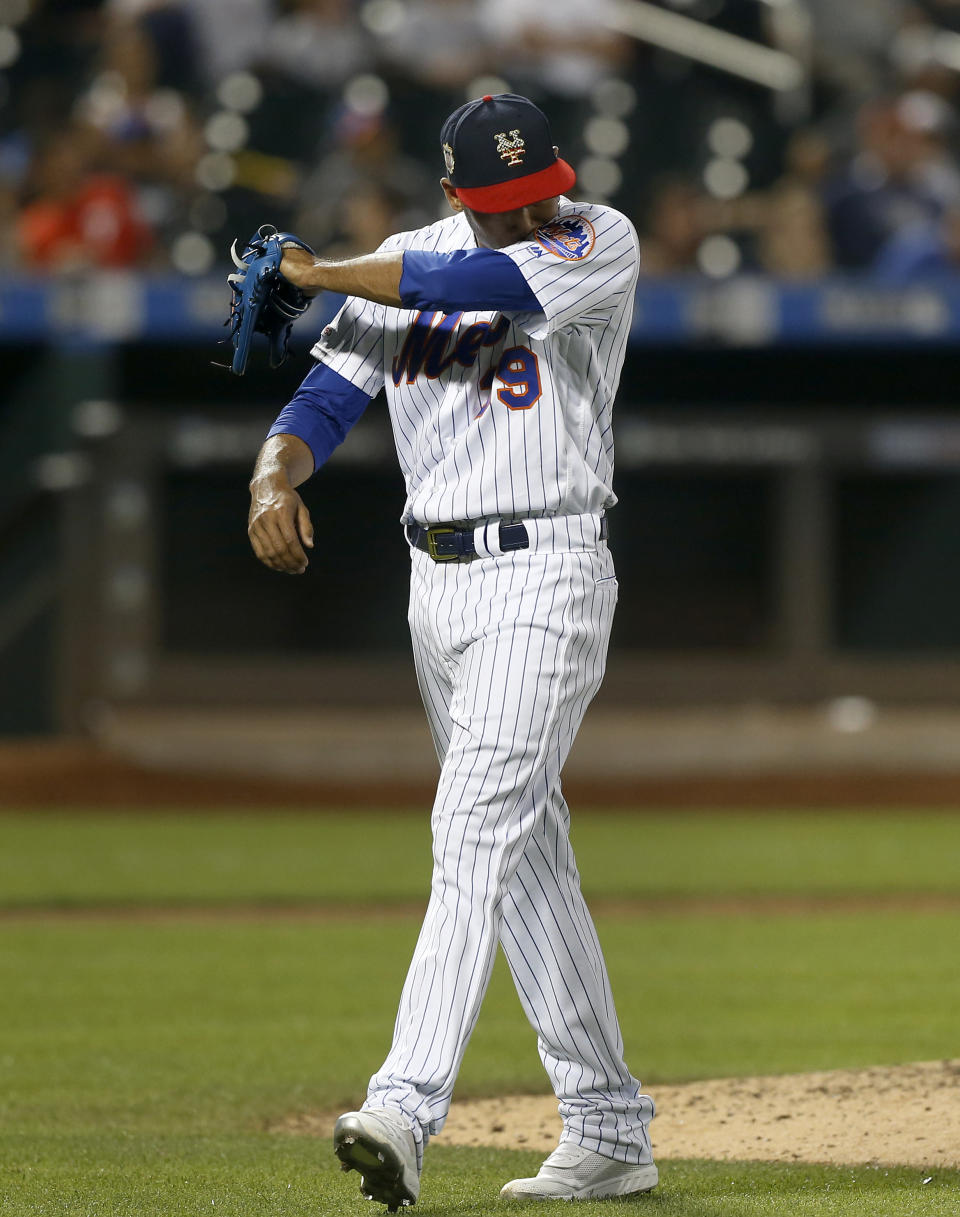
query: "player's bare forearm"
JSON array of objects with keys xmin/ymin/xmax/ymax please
[
  {"xmin": 251, "ymin": 433, "xmax": 314, "ymax": 489},
  {"xmin": 248, "ymin": 434, "xmax": 315, "ymax": 574},
  {"xmin": 280, "ymin": 248, "xmax": 403, "ymax": 307}
]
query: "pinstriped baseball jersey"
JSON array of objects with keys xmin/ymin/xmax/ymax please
[{"xmin": 310, "ymin": 198, "xmax": 639, "ymax": 525}]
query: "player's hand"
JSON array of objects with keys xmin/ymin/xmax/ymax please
[{"xmin": 248, "ymin": 476, "xmax": 315, "ymax": 574}]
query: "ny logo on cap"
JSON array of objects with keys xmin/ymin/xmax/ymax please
[{"xmin": 495, "ymin": 129, "xmax": 525, "ymax": 167}]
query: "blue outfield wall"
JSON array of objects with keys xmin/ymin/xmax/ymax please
[{"xmin": 3, "ymin": 274, "xmax": 960, "ymax": 348}]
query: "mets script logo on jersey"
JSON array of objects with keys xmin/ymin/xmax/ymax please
[
  {"xmin": 535, "ymin": 215, "xmax": 596, "ymax": 260},
  {"xmin": 495, "ymin": 129, "xmax": 525, "ymax": 166},
  {"xmin": 392, "ymin": 311, "xmax": 509, "ymax": 385}
]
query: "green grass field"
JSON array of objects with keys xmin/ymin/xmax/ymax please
[{"xmin": 1, "ymin": 809, "xmax": 958, "ymax": 1215}]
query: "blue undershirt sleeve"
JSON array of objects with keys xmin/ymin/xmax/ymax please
[
  {"xmin": 267, "ymin": 360, "xmax": 372, "ymax": 472},
  {"xmin": 399, "ymin": 248, "xmax": 543, "ymax": 313}
]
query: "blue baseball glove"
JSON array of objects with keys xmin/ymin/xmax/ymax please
[{"xmin": 224, "ymin": 224, "xmax": 316, "ymax": 375}]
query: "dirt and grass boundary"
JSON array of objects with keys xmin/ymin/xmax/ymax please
[
  {"xmin": 277, "ymin": 1061, "xmax": 960, "ymax": 1170},
  {"xmin": 5, "ymin": 744, "xmax": 958, "ymax": 1175},
  {"xmin": 4, "ymin": 740, "xmax": 960, "ymax": 808}
]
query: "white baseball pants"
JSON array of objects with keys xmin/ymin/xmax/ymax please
[{"xmin": 364, "ymin": 530, "xmax": 654, "ymax": 1165}]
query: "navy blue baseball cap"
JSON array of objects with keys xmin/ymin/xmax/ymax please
[{"xmin": 440, "ymin": 93, "xmax": 576, "ymax": 214}]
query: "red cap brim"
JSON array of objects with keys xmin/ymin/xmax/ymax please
[{"xmin": 455, "ymin": 158, "xmax": 576, "ymax": 214}]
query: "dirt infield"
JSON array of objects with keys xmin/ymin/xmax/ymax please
[
  {"xmin": 277, "ymin": 1060, "xmax": 960, "ymax": 1169},
  {"xmin": 4, "ymin": 740, "xmax": 960, "ymax": 807}
]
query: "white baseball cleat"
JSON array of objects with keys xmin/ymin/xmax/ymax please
[
  {"xmin": 334, "ymin": 1108, "xmax": 420, "ymax": 1211},
  {"xmin": 499, "ymin": 1142, "xmax": 658, "ymax": 1201}
]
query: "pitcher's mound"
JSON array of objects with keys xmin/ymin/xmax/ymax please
[
  {"xmin": 278, "ymin": 1061, "xmax": 959, "ymax": 1168},
  {"xmin": 438, "ymin": 1060, "xmax": 959, "ymax": 1168}
]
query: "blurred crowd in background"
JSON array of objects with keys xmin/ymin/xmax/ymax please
[{"xmin": 5, "ymin": 0, "xmax": 960, "ymax": 280}]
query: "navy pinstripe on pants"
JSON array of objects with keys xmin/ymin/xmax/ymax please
[{"xmin": 364, "ymin": 538, "xmax": 654, "ymax": 1167}]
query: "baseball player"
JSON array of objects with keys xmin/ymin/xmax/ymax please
[{"xmin": 247, "ymin": 93, "xmax": 656, "ymax": 1207}]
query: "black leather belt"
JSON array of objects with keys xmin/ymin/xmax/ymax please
[
  {"xmin": 406, "ymin": 516, "xmax": 608, "ymax": 563},
  {"xmin": 406, "ymin": 520, "xmax": 530, "ymax": 562}
]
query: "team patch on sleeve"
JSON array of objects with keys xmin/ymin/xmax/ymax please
[{"xmin": 535, "ymin": 215, "xmax": 596, "ymax": 260}]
